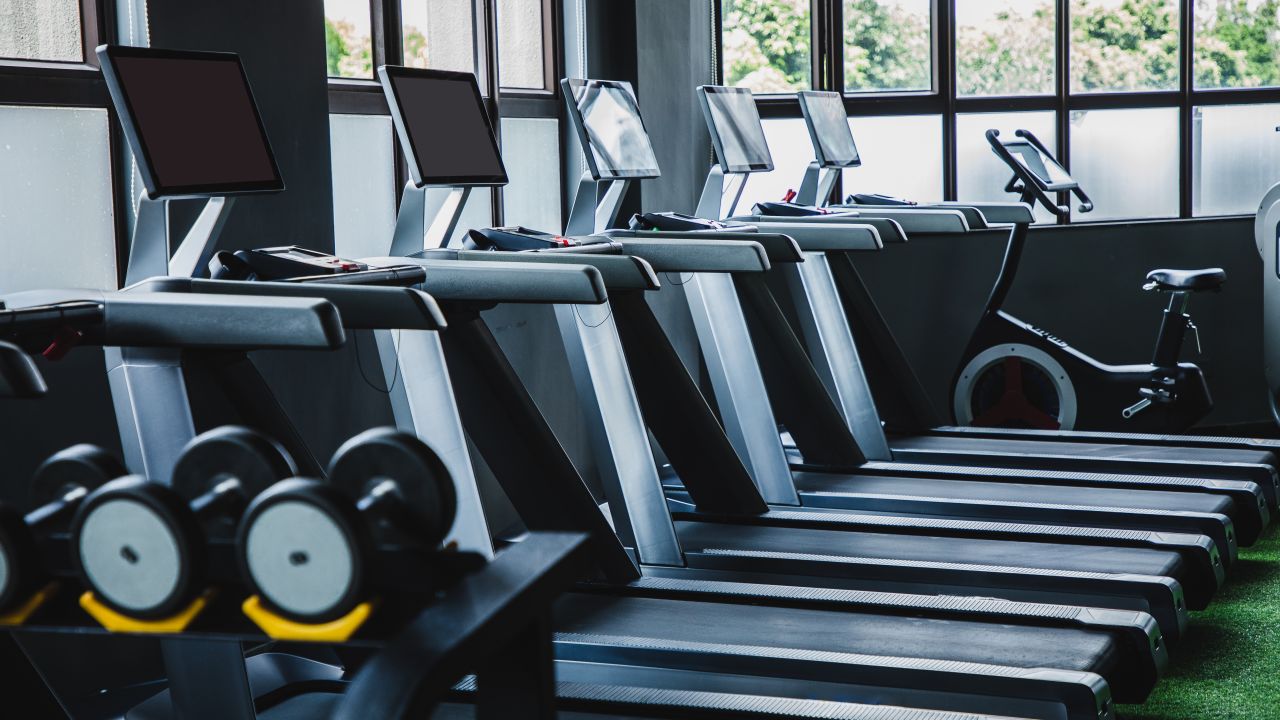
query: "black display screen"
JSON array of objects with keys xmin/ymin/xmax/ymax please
[
  {"xmin": 1005, "ymin": 139, "xmax": 1075, "ymax": 189},
  {"xmin": 798, "ymin": 91, "xmax": 860, "ymax": 168},
  {"xmin": 379, "ymin": 66, "xmax": 508, "ymax": 187},
  {"xmin": 563, "ymin": 79, "xmax": 661, "ymax": 180},
  {"xmin": 98, "ymin": 46, "xmax": 282, "ymax": 197},
  {"xmin": 698, "ymin": 86, "xmax": 773, "ymax": 173}
]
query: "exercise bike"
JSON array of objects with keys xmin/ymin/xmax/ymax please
[{"xmin": 951, "ymin": 129, "xmax": 1224, "ymax": 432}]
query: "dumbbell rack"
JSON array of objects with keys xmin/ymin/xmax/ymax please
[{"xmin": 3, "ymin": 531, "xmax": 588, "ymax": 719}]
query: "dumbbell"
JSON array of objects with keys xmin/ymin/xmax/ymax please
[
  {"xmin": 0, "ymin": 445, "xmax": 124, "ymax": 614},
  {"xmin": 70, "ymin": 426, "xmax": 295, "ymax": 619},
  {"xmin": 237, "ymin": 427, "xmax": 457, "ymax": 623}
]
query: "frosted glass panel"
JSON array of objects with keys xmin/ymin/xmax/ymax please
[
  {"xmin": 738, "ymin": 118, "xmax": 810, "ymax": 210},
  {"xmin": 402, "ymin": 0, "xmax": 477, "ymax": 74},
  {"xmin": 957, "ymin": 111, "xmax": 1057, "ymax": 223},
  {"xmin": 501, "ymin": 117, "xmax": 561, "ymax": 231},
  {"xmin": 1069, "ymin": 107, "xmax": 1179, "ymax": 221},
  {"xmin": 450, "ymin": 187, "xmax": 493, "ymax": 245},
  {"xmin": 0, "ymin": 106, "xmax": 115, "ymax": 291},
  {"xmin": 0, "ymin": 0, "xmax": 82, "ymax": 62},
  {"xmin": 843, "ymin": 115, "xmax": 943, "ymax": 202},
  {"xmin": 330, "ymin": 114, "xmax": 396, "ymax": 259},
  {"xmin": 1193, "ymin": 104, "xmax": 1280, "ymax": 217},
  {"xmin": 498, "ymin": 0, "xmax": 544, "ymax": 89}
]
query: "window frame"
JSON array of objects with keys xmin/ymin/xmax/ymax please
[
  {"xmin": 327, "ymin": 0, "xmax": 566, "ymax": 227},
  {"xmin": 723, "ymin": 0, "xmax": 1280, "ymax": 223},
  {"xmin": 0, "ymin": 0, "xmax": 131, "ymax": 286}
]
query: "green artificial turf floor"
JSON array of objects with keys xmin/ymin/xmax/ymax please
[{"xmin": 1118, "ymin": 527, "xmax": 1280, "ymax": 719}]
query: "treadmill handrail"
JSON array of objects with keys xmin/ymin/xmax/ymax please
[
  {"xmin": 136, "ymin": 277, "xmax": 447, "ymax": 331},
  {"xmin": 0, "ymin": 341, "xmax": 46, "ymax": 397},
  {"xmin": 608, "ymin": 229, "xmax": 803, "ymax": 264},
  {"xmin": 450, "ymin": 248, "xmax": 661, "ymax": 291},
  {"xmin": 726, "ymin": 217, "xmax": 884, "ymax": 252},
  {"xmin": 104, "ymin": 292, "xmax": 345, "ymax": 349},
  {"xmin": 364, "ymin": 256, "xmax": 609, "ymax": 304},
  {"xmin": 595, "ymin": 236, "xmax": 772, "ymax": 273},
  {"xmin": 1, "ymin": 289, "xmax": 345, "ymax": 350}
]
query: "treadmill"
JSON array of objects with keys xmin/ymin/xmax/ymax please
[
  {"xmin": 552, "ymin": 78, "xmax": 1245, "ymax": 587},
  {"xmin": 677, "ymin": 84, "xmax": 1268, "ymax": 554},
  {"xmin": 87, "ymin": 47, "xmax": 1147, "ymax": 719},
  {"xmin": 786, "ymin": 89, "xmax": 1280, "ymax": 494},
  {"xmin": 411, "ymin": 73, "xmax": 1218, "ymax": 641}
]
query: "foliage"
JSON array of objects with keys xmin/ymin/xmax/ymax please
[
  {"xmin": 721, "ymin": 0, "xmax": 1280, "ymax": 96},
  {"xmin": 324, "ymin": 17, "xmax": 372, "ymax": 78},
  {"xmin": 722, "ymin": 0, "xmax": 811, "ymax": 92}
]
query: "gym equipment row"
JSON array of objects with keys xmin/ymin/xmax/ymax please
[{"xmin": 3, "ymin": 41, "xmax": 1276, "ymax": 719}]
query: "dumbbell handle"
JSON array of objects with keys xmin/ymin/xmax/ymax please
[
  {"xmin": 189, "ymin": 478, "xmax": 250, "ymax": 523},
  {"xmin": 25, "ymin": 486, "xmax": 89, "ymax": 530},
  {"xmin": 355, "ymin": 479, "xmax": 411, "ymax": 529}
]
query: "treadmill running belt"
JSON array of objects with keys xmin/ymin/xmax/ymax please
[
  {"xmin": 552, "ymin": 594, "xmax": 1121, "ymax": 678},
  {"xmin": 673, "ymin": 522, "xmax": 1184, "ymax": 579}
]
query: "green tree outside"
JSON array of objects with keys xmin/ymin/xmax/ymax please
[{"xmin": 722, "ymin": 0, "xmax": 1280, "ymax": 95}]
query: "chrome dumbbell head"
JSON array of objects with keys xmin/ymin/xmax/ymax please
[
  {"xmin": 0, "ymin": 445, "xmax": 123, "ymax": 612},
  {"xmin": 71, "ymin": 427, "xmax": 293, "ymax": 619},
  {"xmin": 237, "ymin": 428, "xmax": 456, "ymax": 623}
]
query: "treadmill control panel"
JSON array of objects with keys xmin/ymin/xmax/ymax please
[
  {"xmin": 847, "ymin": 193, "xmax": 917, "ymax": 207},
  {"xmin": 466, "ymin": 227, "xmax": 621, "ymax": 254},
  {"xmin": 210, "ymin": 246, "xmax": 369, "ymax": 280},
  {"xmin": 629, "ymin": 212, "xmax": 735, "ymax": 233}
]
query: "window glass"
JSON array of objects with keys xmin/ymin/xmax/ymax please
[
  {"xmin": 0, "ymin": 0, "xmax": 82, "ymax": 62},
  {"xmin": 1070, "ymin": 0, "xmax": 1180, "ymax": 93},
  {"xmin": 1195, "ymin": 1, "xmax": 1280, "ymax": 89},
  {"xmin": 957, "ymin": 0, "xmax": 1055, "ymax": 96},
  {"xmin": 844, "ymin": 0, "xmax": 932, "ymax": 92},
  {"xmin": 450, "ymin": 187, "xmax": 494, "ymax": 245},
  {"xmin": 844, "ymin": 114, "xmax": 944, "ymax": 202},
  {"xmin": 500, "ymin": 117, "xmax": 562, "ymax": 230},
  {"xmin": 737, "ymin": 118, "xmax": 810, "ymax": 209},
  {"xmin": 1193, "ymin": 103, "xmax": 1280, "ymax": 216},
  {"xmin": 330, "ymin": 114, "xmax": 396, "ymax": 259},
  {"xmin": 1069, "ymin": 107, "xmax": 1179, "ymax": 221},
  {"xmin": 0, "ymin": 106, "xmax": 116, "ymax": 291},
  {"xmin": 721, "ymin": 0, "xmax": 812, "ymax": 93},
  {"xmin": 402, "ymin": 0, "xmax": 478, "ymax": 74},
  {"xmin": 498, "ymin": 0, "xmax": 545, "ymax": 89},
  {"xmin": 325, "ymin": 0, "xmax": 373, "ymax": 78},
  {"xmin": 957, "ymin": 111, "xmax": 1058, "ymax": 223}
]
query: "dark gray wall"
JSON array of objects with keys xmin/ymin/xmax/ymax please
[{"xmin": 857, "ymin": 217, "xmax": 1266, "ymax": 427}]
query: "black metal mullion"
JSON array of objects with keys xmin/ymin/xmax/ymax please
[
  {"xmin": 482, "ymin": 0, "xmax": 503, "ymax": 225},
  {"xmin": 939, "ymin": 0, "xmax": 956, "ymax": 201},
  {"xmin": 828, "ymin": 0, "xmax": 844, "ymax": 93},
  {"xmin": 1178, "ymin": 0, "xmax": 1193, "ymax": 218},
  {"xmin": 1056, "ymin": 0, "xmax": 1070, "ymax": 224}
]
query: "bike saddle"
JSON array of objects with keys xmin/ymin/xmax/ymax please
[{"xmin": 1145, "ymin": 268, "xmax": 1226, "ymax": 292}]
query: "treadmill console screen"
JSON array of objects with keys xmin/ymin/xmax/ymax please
[
  {"xmin": 562, "ymin": 79, "xmax": 661, "ymax": 180},
  {"xmin": 98, "ymin": 45, "xmax": 282, "ymax": 198},
  {"xmin": 379, "ymin": 66, "xmax": 508, "ymax": 187},
  {"xmin": 1004, "ymin": 139, "xmax": 1076, "ymax": 190},
  {"xmin": 697, "ymin": 85, "xmax": 774, "ymax": 173},
  {"xmin": 798, "ymin": 91, "xmax": 860, "ymax": 168}
]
